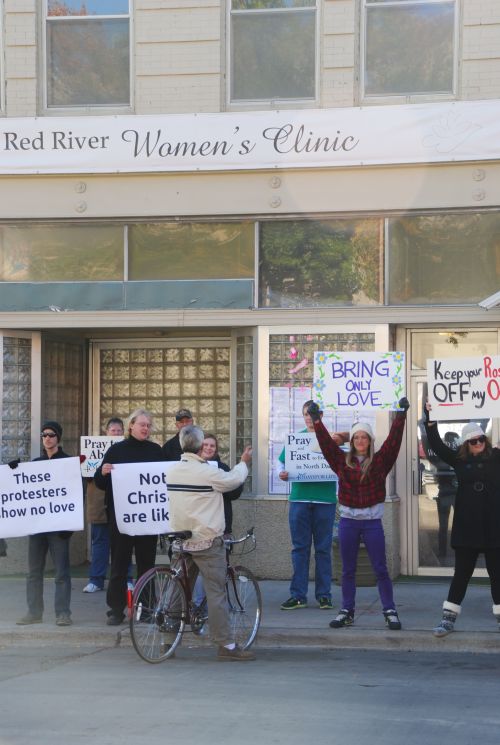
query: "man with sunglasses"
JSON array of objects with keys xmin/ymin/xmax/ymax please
[{"xmin": 16, "ymin": 421, "xmax": 73, "ymax": 627}]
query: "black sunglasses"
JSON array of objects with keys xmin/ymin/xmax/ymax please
[
  {"xmin": 41, "ymin": 432, "xmax": 57, "ymax": 438},
  {"xmin": 468, "ymin": 436, "xmax": 486, "ymax": 446}
]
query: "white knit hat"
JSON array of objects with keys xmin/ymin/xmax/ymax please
[
  {"xmin": 350, "ymin": 421, "xmax": 374, "ymax": 440},
  {"xmin": 460, "ymin": 422, "xmax": 485, "ymax": 443}
]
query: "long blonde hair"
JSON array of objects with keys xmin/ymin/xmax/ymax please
[{"xmin": 346, "ymin": 432, "xmax": 374, "ymax": 481}]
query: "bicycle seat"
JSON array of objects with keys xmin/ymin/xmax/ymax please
[{"xmin": 165, "ymin": 530, "xmax": 193, "ymax": 541}]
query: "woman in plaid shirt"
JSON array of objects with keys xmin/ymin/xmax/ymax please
[{"xmin": 308, "ymin": 398, "xmax": 409, "ymax": 631}]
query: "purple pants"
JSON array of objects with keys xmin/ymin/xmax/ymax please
[{"xmin": 338, "ymin": 517, "xmax": 395, "ymax": 612}]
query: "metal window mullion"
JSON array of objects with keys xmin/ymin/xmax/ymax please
[{"xmin": 123, "ymin": 224, "xmax": 129, "ymax": 282}]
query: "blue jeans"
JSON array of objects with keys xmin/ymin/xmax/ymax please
[
  {"xmin": 26, "ymin": 532, "xmax": 71, "ymax": 618},
  {"xmin": 288, "ymin": 501, "xmax": 336, "ymax": 602},
  {"xmin": 89, "ymin": 523, "xmax": 110, "ymax": 588},
  {"xmin": 338, "ymin": 517, "xmax": 395, "ymax": 613}
]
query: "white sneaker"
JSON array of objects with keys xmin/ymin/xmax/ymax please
[{"xmin": 83, "ymin": 583, "xmax": 103, "ymax": 593}]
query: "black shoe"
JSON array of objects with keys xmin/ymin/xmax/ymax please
[
  {"xmin": 383, "ymin": 609, "xmax": 402, "ymax": 630},
  {"xmin": 106, "ymin": 614, "xmax": 125, "ymax": 626},
  {"xmin": 329, "ymin": 609, "xmax": 354, "ymax": 628}
]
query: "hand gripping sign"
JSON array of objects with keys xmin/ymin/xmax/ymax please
[{"xmin": 0, "ymin": 457, "xmax": 84, "ymax": 539}]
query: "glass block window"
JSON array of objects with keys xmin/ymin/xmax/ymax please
[
  {"xmin": 230, "ymin": 0, "xmax": 316, "ymax": 103},
  {"xmin": 388, "ymin": 212, "xmax": 500, "ymax": 305},
  {"xmin": 363, "ymin": 0, "xmax": 455, "ymax": 97},
  {"xmin": 259, "ymin": 219, "xmax": 383, "ymax": 308},
  {"xmin": 236, "ymin": 336, "xmax": 254, "ymax": 493},
  {"xmin": 42, "ymin": 339, "xmax": 84, "ymax": 458},
  {"xmin": 99, "ymin": 344, "xmax": 231, "ymax": 462},
  {"xmin": 46, "ymin": 0, "xmax": 130, "ymax": 108},
  {"xmin": 268, "ymin": 333, "xmax": 375, "ymax": 494},
  {"xmin": 1, "ymin": 337, "xmax": 32, "ymax": 463}
]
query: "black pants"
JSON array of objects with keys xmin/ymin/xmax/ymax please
[
  {"xmin": 107, "ymin": 517, "xmax": 157, "ymax": 617},
  {"xmin": 448, "ymin": 547, "xmax": 500, "ymax": 605}
]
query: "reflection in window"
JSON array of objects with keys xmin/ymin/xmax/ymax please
[
  {"xmin": 0, "ymin": 224, "xmax": 124, "ymax": 281},
  {"xmin": 230, "ymin": 0, "xmax": 316, "ymax": 102},
  {"xmin": 46, "ymin": 1, "xmax": 130, "ymax": 107},
  {"xmin": 259, "ymin": 219, "xmax": 383, "ymax": 308},
  {"xmin": 364, "ymin": 0, "xmax": 455, "ymax": 97},
  {"xmin": 128, "ymin": 223, "xmax": 255, "ymax": 280},
  {"xmin": 388, "ymin": 213, "xmax": 500, "ymax": 305}
]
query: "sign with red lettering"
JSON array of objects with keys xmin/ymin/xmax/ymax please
[{"xmin": 427, "ymin": 355, "xmax": 500, "ymax": 419}]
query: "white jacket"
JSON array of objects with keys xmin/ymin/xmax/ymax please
[{"xmin": 167, "ymin": 452, "xmax": 248, "ymax": 549}]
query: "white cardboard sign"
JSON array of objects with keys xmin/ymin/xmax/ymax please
[
  {"xmin": 427, "ymin": 354, "xmax": 500, "ymax": 419},
  {"xmin": 80, "ymin": 435, "xmax": 124, "ymax": 477},
  {"xmin": 111, "ymin": 461, "xmax": 174, "ymax": 536},
  {"xmin": 0, "ymin": 457, "xmax": 84, "ymax": 538},
  {"xmin": 284, "ymin": 431, "xmax": 338, "ymax": 483}
]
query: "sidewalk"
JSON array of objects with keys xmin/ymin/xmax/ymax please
[{"xmin": 2, "ymin": 574, "xmax": 500, "ymax": 654}]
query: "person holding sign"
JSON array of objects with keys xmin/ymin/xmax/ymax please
[
  {"xmin": 278, "ymin": 400, "xmax": 347, "ymax": 611},
  {"xmin": 309, "ymin": 398, "xmax": 409, "ymax": 631},
  {"xmin": 16, "ymin": 421, "xmax": 73, "ymax": 627},
  {"xmin": 94, "ymin": 409, "xmax": 164, "ymax": 626},
  {"xmin": 424, "ymin": 404, "xmax": 500, "ymax": 637}
]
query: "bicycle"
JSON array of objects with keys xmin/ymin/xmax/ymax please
[{"xmin": 129, "ymin": 527, "xmax": 262, "ymax": 663}]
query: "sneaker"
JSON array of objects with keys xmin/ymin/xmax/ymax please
[
  {"xmin": 318, "ymin": 597, "xmax": 333, "ymax": 610},
  {"xmin": 16, "ymin": 615, "xmax": 42, "ymax": 626},
  {"xmin": 329, "ymin": 609, "xmax": 354, "ymax": 628},
  {"xmin": 106, "ymin": 613, "xmax": 125, "ymax": 626},
  {"xmin": 83, "ymin": 582, "xmax": 103, "ymax": 593},
  {"xmin": 280, "ymin": 597, "xmax": 307, "ymax": 610},
  {"xmin": 383, "ymin": 609, "xmax": 402, "ymax": 631},
  {"xmin": 56, "ymin": 615, "xmax": 73, "ymax": 627},
  {"xmin": 217, "ymin": 645, "xmax": 256, "ymax": 661}
]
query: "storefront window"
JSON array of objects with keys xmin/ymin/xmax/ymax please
[
  {"xmin": 259, "ymin": 219, "xmax": 383, "ymax": 308},
  {"xmin": 388, "ymin": 213, "xmax": 500, "ymax": 305},
  {"xmin": 128, "ymin": 223, "xmax": 255, "ymax": 281},
  {"xmin": 268, "ymin": 332, "xmax": 375, "ymax": 494},
  {"xmin": 1, "ymin": 337, "xmax": 31, "ymax": 462},
  {"xmin": 42, "ymin": 339, "xmax": 84, "ymax": 458},
  {"xmin": 236, "ymin": 336, "xmax": 254, "ymax": 493}
]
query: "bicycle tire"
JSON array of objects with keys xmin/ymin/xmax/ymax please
[
  {"xmin": 130, "ymin": 566, "xmax": 187, "ymax": 663},
  {"xmin": 226, "ymin": 565, "xmax": 262, "ymax": 650}
]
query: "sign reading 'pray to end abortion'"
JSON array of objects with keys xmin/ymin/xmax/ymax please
[
  {"xmin": 427, "ymin": 355, "xmax": 500, "ymax": 420},
  {"xmin": 313, "ymin": 351, "xmax": 405, "ymax": 411}
]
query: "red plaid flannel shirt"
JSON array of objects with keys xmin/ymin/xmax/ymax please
[{"xmin": 313, "ymin": 414, "xmax": 406, "ymax": 509}]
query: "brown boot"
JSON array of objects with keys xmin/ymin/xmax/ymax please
[{"xmin": 217, "ymin": 645, "xmax": 256, "ymax": 661}]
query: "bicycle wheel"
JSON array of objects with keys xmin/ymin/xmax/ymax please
[
  {"xmin": 226, "ymin": 565, "xmax": 262, "ymax": 650},
  {"xmin": 130, "ymin": 567, "xmax": 187, "ymax": 663},
  {"xmin": 190, "ymin": 596, "xmax": 208, "ymax": 636}
]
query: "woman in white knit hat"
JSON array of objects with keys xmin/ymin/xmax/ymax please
[
  {"xmin": 308, "ymin": 397, "xmax": 410, "ymax": 631},
  {"xmin": 424, "ymin": 404, "xmax": 500, "ymax": 636}
]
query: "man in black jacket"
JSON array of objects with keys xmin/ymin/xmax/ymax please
[
  {"xmin": 161, "ymin": 408, "xmax": 194, "ymax": 461},
  {"xmin": 16, "ymin": 420, "xmax": 73, "ymax": 627}
]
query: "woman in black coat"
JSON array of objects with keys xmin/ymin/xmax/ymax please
[
  {"xmin": 199, "ymin": 434, "xmax": 243, "ymax": 535},
  {"xmin": 424, "ymin": 403, "xmax": 500, "ymax": 636}
]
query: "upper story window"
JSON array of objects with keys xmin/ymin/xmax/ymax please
[
  {"xmin": 45, "ymin": 0, "xmax": 130, "ymax": 109},
  {"xmin": 362, "ymin": 0, "xmax": 456, "ymax": 100},
  {"xmin": 229, "ymin": 0, "xmax": 316, "ymax": 105}
]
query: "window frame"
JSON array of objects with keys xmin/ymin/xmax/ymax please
[
  {"xmin": 42, "ymin": 0, "xmax": 133, "ymax": 114},
  {"xmin": 226, "ymin": 0, "xmax": 320, "ymax": 110},
  {"xmin": 360, "ymin": 0, "xmax": 459, "ymax": 104}
]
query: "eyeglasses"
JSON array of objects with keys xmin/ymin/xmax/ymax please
[
  {"xmin": 41, "ymin": 432, "xmax": 57, "ymax": 438},
  {"xmin": 468, "ymin": 436, "xmax": 486, "ymax": 446}
]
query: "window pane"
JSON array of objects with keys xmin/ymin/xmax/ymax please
[
  {"xmin": 231, "ymin": 11, "xmax": 315, "ymax": 101},
  {"xmin": 233, "ymin": 0, "xmax": 314, "ymax": 8},
  {"xmin": 259, "ymin": 219, "xmax": 383, "ymax": 308},
  {"xmin": 388, "ymin": 213, "xmax": 500, "ymax": 305},
  {"xmin": 411, "ymin": 331, "xmax": 498, "ymax": 371},
  {"xmin": 128, "ymin": 223, "xmax": 255, "ymax": 280},
  {"xmin": 365, "ymin": 4, "xmax": 454, "ymax": 95},
  {"xmin": 48, "ymin": 1, "xmax": 129, "ymax": 15},
  {"xmin": 47, "ymin": 19, "xmax": 129, "ymax": 106},
  {"xmin": 0, "ymin": 225, "xmax": 124, "ymax": 281}
]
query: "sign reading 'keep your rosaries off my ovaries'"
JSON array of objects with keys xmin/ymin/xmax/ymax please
[
  {"xmin": 427, "ymin": 355, "xmax": 500, "ymax": 420},
  {"xmin": 313, "ymin": 352, "xmax": 405, "ymax": 411}
]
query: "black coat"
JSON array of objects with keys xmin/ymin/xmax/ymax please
[
  {"xmin": 425, "ymin": 423, "xmax": 500, "ymax": 549},
  {"xmin": 162, "ymin": 433, "xmax": 182, "ymax": 461},
  {"xmin": 215, "ymin": 458, "xmax": 243, "ymax": 534}
]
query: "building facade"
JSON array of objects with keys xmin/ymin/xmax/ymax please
[{"xmin": 1, "ymin": 0, "xmax": 500, "ymax": 579}]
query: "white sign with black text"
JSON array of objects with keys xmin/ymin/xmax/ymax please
[
  {"xmin": 111, "ymin": 461, "xmax": 175, "ymax": 536},
  {"xmin": 80, "ymin": 435, "xmax": 124, "ymax": 477},
  {"xmin": 284, "ymin": 431, "xmax": 338, "ymax": 483}
]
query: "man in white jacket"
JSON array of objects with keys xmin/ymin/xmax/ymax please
[{"xmin": 167, "ymin": 425, "xmax": 254, "ymax": 661}]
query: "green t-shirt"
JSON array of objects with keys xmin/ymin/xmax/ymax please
[{"xmin": 278, "ymin": 430, "xmax": 337, "ymax": 504}]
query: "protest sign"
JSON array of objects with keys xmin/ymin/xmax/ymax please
[
  {"xmin": 111, "ymin": 461, "xmax": 175, "ymax": 536},
  {"xmin": 80, "ymin": 435, "xmax": 124, "ymax": 477},
  {"xmin": 313, "ymin": 351, "xmax": 405, "ymax": 411},
  {"xmin": 427, "ymin": 355, "xmax": 500, "ymax": 419},
  {"xmin": 284, "ymin": 431, "xmax": 338, "ymax": 482},
  {"xmin": 0, "ymin": 457, "xmax": 84, "ymax": 538}
]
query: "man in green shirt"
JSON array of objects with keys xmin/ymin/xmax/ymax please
[{"xmin": 279, "ymin": 400, "xmax": 347, "ymax": 610}]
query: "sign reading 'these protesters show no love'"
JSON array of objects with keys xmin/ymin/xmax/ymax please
[
  {"xmin": 427, "ymin": 355, "xmax": 500, "ymax": 419},
  {"xmin": 313, "ymin": 351, "xmax": 405, "ymax": 411},
  {"xmin": 111, "ymin": 462, "xmax": 175, "ymax": 536},
  {"xmin": 0, "ymin": 457, "xmax": 84, "ymax": 539}
]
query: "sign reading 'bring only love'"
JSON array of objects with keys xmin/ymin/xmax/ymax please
[{"xmin": 427, "ymin": 355, "xmax": 500, "ymax": 419}]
